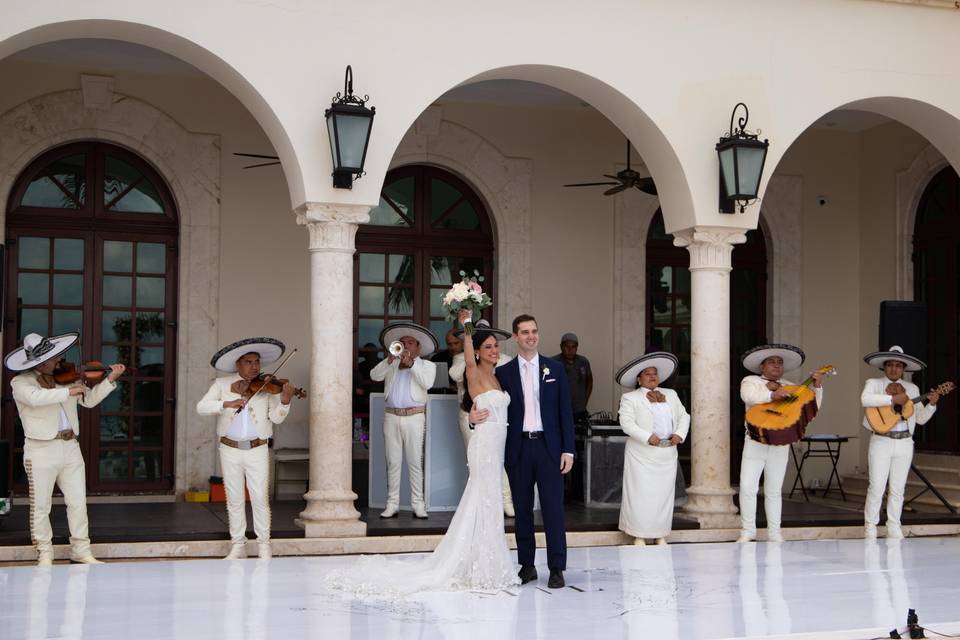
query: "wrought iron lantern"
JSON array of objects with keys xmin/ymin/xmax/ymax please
[
  {"xmin": 716, "ymin": 103, "xmax": 769, "ymax": 213},
  {"xmin": 325, "ymin": 65, "xmax": 376, "ymax": 189}
]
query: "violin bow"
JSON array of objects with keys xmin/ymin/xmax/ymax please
[{"xmin": 235, "ymin": 348, "xmax": 298, "ymax": 413}]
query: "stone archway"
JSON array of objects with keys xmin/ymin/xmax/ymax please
[
  {"xmin": 0, "ymin": 89, "xmax": 220, "ymax": 493},
  {"xmin": 896, "ymin": 144, "xmax": 949, "ymax": 300}
]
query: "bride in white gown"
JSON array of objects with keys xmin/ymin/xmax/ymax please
[{"xmin": 325, "ymin": 310, "xmax": 520, "ymax": 597}]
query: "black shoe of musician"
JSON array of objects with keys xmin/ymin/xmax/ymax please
[
  {"xmin": 518, "ymin": 564, "xmax": 538, "ymax": 584},
  {"xmin": 547, "ymin": 569, "xmax": 565, "ymax": 589}
]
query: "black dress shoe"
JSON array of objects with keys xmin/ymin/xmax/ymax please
[
  {"xmin": 547, "ymin": 569, "xmax": 565, "ymax": 589},
  {"xmin": 518, "ymin": 564, "xmax": 538, "ymax": 584}
]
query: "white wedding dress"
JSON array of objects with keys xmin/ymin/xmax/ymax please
[{"xmin": 325, "ymin": 389, "xmax": 520, "ymax": 597}]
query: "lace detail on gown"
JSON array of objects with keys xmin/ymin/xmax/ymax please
[{"xmin": 325, "ymin": 390, "xmax": 520, "ymax": 597}]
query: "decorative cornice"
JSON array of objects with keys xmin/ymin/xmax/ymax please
[
  {"xmin": 673, "ymin": 226, "xmax": 748, "ymax": 271},
  {"xmin": 863, "ymin": 0, "xmax": 959, "ymax": 9}
]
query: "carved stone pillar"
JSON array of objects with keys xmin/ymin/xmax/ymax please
[
  {"xmin": 296, "ymin": 202, "xmax": 370, "ymax": 537},
  {"xmin": 674, "ymin": 226, "xmax": 747, "ymax": 528}
]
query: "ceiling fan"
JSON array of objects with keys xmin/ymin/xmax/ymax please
[
  {"xmin": 234, "ymin": 152, "xmax": 280, "ymax": 169},
  {"xmin": 563, "ymin": 138, "xmax": 657, "ymax": 196}
]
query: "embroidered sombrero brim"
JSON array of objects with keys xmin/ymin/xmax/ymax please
[
  {"xmin": 4, "ymin": 332, "xmax": 79, "ymax": 372},
  {"xmin": 741, "ymin": 344, "xmax": 805, "ymax": 374},
  {"xmin": 380, "ymin": 322, "xmax": 439, "ymax": 357},
  {"xmin": 453, "ymin": 320, "xmax": 511, "ymax": 341},
  {"xmin": 211, "ymin": 337, "xmax": 285, "ymax": 372},
  {"xmin": 616, "ymin": 352, "xmax": 678, "ymax": 388},
  {"xmin": 864, "ymin": 347, "xmax": 925, "ymax": 372}
]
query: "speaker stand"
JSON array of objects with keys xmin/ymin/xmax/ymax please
[{"xmin": 904, "ymin": 464, "xmax": 958, "ymax": 514}]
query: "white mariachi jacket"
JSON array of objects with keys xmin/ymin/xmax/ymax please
[
  {"xmin": 617, "ymin": 387, "xmax": 690, "ymax": 446},
  {"xmin": 861, "ymin": 376, "xmax": 936, "ymax": 435},
  {"xmin": 370, "ymin": 356, "xmax": 436, "ymax": 405},
  {"xmin": 196, "ymin": 374, "xmax": 290, "ymax": 439},
  {"xmin": 11, "ymin": 370, "xmax": 116, "ymax": 440},
  {"xmin": 740, "ymin": 374, "xmax": 823, "ymax": 431}
]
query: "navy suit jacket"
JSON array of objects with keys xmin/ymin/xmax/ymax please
[{"xmin": 496, "ymin": 355, "xmax": 576, "ymax": 469}]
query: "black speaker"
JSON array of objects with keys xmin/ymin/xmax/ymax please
[{"xmin": 879, "ymin": 301, "xmax": 927, "ymax": 362}]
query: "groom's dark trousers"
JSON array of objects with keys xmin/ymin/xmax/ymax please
[{"xmin": 497, "ymin": 355, "xmax": 575, "ymax": 572}]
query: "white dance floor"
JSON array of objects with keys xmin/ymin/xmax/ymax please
[{"xmin": 2, "ymin": 537, "xmax": 959, "ymax": 639}]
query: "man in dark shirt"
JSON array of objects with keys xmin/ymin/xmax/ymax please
[
  {"xmin": 553, "ymin": 332, "xmax": 593, "ymax": 424},
  {"xmin": 430, "ymin": 327, "xmax": 463, "ymax": 391}
]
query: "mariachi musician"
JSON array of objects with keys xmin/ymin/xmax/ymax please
[
  {"xmin": 738, "ymin": 344, "xmax": 825, "ymax": 543},
  {"xmin": 861, "ymin": 345, "xmax": 940, "ymax": 540},
  {"xmin": 197, "ymin": 337, "xmax": 295, "ymax": 560},
  {"xmin": 5, "ymin": 332, "xmax": 125, "ymax": 566}
]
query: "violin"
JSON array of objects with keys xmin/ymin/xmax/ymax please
[
  {"xmin": 52, "ymin": 361, "xmax": 117, "ymax": 386},
  {"xmin": 241, "ymin": 374, "xmax": 306, "ymax": 399}
]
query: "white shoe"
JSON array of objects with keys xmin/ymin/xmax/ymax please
[
  {"xmin": 886, "ymin": 526, "xmax": 904, "ymax": 540},
  {"xmin": 70, "ymin": 555, "xmax": 104, "ymax": 565},
  {"xmin": 655, "ymin": 537, "xmax": 668, "ymax": 546},
  {"xmin": 224, "ymin": 543, "xmax": 247, "ymax": 560},
  {"xmin": 864, "ymin": 525, "xmax": 877, "ymax": 540},
  {"xmin": 258, "ymin": 543, "xmax": 272, "ymax": 560},
  {"xmin": 503, "ymin": 502, "xmax": 515, "ymax": 518},
  {"xmin": 767, "ymin": 530, "xmax": 784, "ymax": 543},
  {"xmin": 379, "ymin": 505, "xmax": 398, "ymax": 519},
  {"xmin": 412, "ymin": 505, "xmax": 429, "ymax": 519},
  {"xmin": 37, "ymin": 554, "xmax": 53, "ymax": 567},
  {"xmin": 736, "ymin": 532, "xmax": 756, "ymax": 544},
  {"xmin": 633, "ymin": 537, "xmax": 646, "ymax": 546}
]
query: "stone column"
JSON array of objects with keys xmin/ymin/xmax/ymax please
[
  {"xmin": 296, "ymin": 202, "xmax": 370, "ymax": 537},
  {"xmin": 674, "ymin": 227, "xmax": 746, "ymax": 528}
]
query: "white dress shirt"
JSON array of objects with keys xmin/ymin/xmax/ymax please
[
  {"xmin": 58, "ymin": 406, "xmax": 71, "ymax": 432},
  {"xmin": 385, "ymin": 368, "xmax": 418, "ymax": 409},
  {"xmin": 519, "ymin": 353, "xmax": 543, "ymax": 432},
  {"xmin": 225, "ymin": 406, "xmax": 256, "ymax": 441},
  {"xmin": 650, "ymin": 402, "xmax": 674, "ymax": 440}
]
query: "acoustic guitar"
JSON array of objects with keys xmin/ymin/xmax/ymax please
[
  {"xmin": 745, "ymin": 365, "xmax": 836, "ymax": 445},
  {"xmin": 864, "ymin": 381, "xmax": 954, "ymax": 433}
]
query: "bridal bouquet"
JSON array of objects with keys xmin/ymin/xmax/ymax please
[{"xmin": 441, "ymin": 270, "xmax": 491, "ymax": 335}]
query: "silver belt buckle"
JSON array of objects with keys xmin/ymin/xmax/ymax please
[{"xmin": 237, "ymin": 440, "xmax": 252, "ymax": 450}]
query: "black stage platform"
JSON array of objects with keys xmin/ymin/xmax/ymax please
[{"xmin": 1, "ymin": 497, "xmax": 958, "ymax": 546}]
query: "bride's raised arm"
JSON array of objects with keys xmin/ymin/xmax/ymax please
[{"xmin": 458, "ymin": 309, "xmax": 479, "ymax": 387}]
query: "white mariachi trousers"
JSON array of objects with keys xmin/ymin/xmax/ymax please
[
  {"xmin": 23, "ymin": 438, "xmax": 92, "ymax": 559},
  {"xmin": 383, "ymin": 412, "xmax": 426, "ymax": 510},
  {"xmin": 864, "ymin": 434, "xmax": 913, "ymax": 534},
  {"xmin": 739, "ymin": 438, "xmax": 790, "ymax": 536},
  {"xmin": 458, "ymin": 409, "xmax": 513, "ymax": 508},
  {"xmin": 219, "ymin": 443, "xmax": 271, "ymax": 544}
]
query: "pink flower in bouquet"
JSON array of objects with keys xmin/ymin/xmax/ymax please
[{"xmin": 469, "ymin": 281, "xmax": 482, "ymax": 294}]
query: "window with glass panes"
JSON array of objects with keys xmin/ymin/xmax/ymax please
[
  {"xmin": 354, "ymin": 166, "xmax": 494, "ymax": 422},
  {"xmin": 913, "ymin": 166, "xmax": 960, "ymax": 453},
  {"xmin": 3, "ymin": 141, "xmax": 178, "ymax": 493},
  {"xmin": 645, "ymin": 210, "xmax": 767, "ymax": 483}
]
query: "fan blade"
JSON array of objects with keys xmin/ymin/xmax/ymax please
[
  {"xmin": 563, "ymin": 181, "xmax": 620, "ymax": 187},
  {"xmin": 635, "ymin": 178, "xmax": 658, "ymax": 196},
  {"xmin": 234, "ymin": 152, "xmax": 280, "ymax": 160},
  {"xmin": 602, "ymin": 174, "xmax": 621, "ymax": 181},
  {"xmin": 603, "ymin": 184, "xmax": 629, "ymax": 196},
  {"xmin": 242, "ymin": 161, "xmax": 282, "ymax": 169}
]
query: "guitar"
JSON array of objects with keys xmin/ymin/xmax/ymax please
[
  {"xmin": 745, "ymin": 365, "xmax": 836, "ymax": 445},
  {"xmin": 864, "ymin": 381, "xmax": 954, "ymax": 433}
]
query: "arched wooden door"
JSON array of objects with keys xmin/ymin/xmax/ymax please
[{"xmin": 3, "ymin": 141, "xmax": 179, "ymax": 492}]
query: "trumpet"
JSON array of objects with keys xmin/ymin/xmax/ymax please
[{"xmin": 389, "ymin": 341, "xmax": 404, "ymax": 357}]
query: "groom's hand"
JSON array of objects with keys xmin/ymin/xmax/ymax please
[
  {"xmin": 468, "ymin": 405, "xmax": 489, "ymax": 425},
  {"xmin": 560, "ymin": 453, "xmax": 574, "ymax": 474}
]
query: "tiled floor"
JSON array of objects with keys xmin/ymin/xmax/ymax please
[{"xmin": 2, "ymin": 537, "xmax": 958, "ymax": 639}]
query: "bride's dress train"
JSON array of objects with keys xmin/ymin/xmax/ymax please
[{"xmin": 325, "ymin": 389, "xmax": 519, "ymax": 596}]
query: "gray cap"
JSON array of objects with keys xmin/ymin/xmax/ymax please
[{"xmin": 560, "ymin": 333, "xmax": 579, "ymax": 344}]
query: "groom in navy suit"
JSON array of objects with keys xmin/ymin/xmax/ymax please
[{"xmin": 472, "ymin": 313, "xmax": 575, "ymax": 588}]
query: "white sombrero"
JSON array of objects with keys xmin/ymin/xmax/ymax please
[
  {"xmin": 379, "ymin": 322, "xmax": 439, "ymax": 357},
  {"xmin": 453, "ymin": 319, "xmax": 511, "ymax": 341},
  {"xmin": 211, "ymin": 337, "xmax": 285, "ymax": 372},
  {"xmin": 4, "ymin": 332, "xmax": 79, "ymax": 372},
  {"xmin": 864, "ymin": 345, "xmax": 925, "ymax": 372},
  {"xmin": 615, "ymin": 352, "xmax": 678, "ymax": 388},
  {"xmin": 741, "ymin": 343, "xmax": 805, "ymax": 374}
]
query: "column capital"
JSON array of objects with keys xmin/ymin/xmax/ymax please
[
  {"xmin": 672, "ymin": 226, "xmax": 748, "ymax": 271},
  {"xmin": 295, "ymin": 202, "xmax": 371, "ymax": 252}
]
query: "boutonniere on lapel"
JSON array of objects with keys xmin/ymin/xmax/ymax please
[{"xmin": 542, "ymin": 366, "xmax": 550, "ymax": 380}]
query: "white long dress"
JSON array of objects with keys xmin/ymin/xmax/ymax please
[
  {"xmin": 618, "ymin": 387, "xmax": 690, "ymax": 539},
  {"xmin": 325, "ymin": 389, "xmax": 520, "ymax": 597}
]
